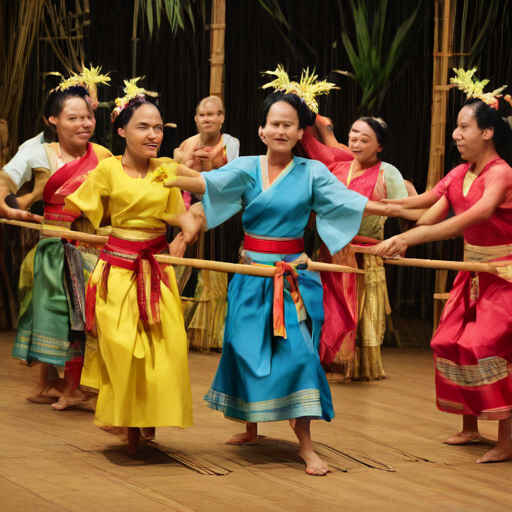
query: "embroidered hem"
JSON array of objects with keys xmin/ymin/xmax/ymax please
[
  {"xmin": 11, "ymin": 328, "xmax": 79, "ymax": 366},
  {"xmin": 204, "ymin": 388, "xmax": 323, "ymax": 422},
  {"xmin": 436, "ymin": 356, "xmax": 511, "ymax": 387},
  {"xmin": 437, "ymin": 398, "xmax": 512, "ymax": 421}
]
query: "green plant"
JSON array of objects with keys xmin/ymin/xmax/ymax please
[
  {"xmin": 335, "ymin": 0, "xmax": 422, "ymax": 116},
  {"xmin": 139, "ymin": 0, "xmax": 204, "ymax": 39},
  {"xmin": 459, "ymin": 0, "xmax": 501, "ymax": 67}
]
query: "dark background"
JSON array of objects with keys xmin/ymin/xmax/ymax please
[{"xmin": 4, "ymin": 0, "xmax": 512, "ymax": 342}]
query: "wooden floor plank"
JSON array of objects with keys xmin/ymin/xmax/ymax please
[{"xmin": 1, "ymin": 331, "xmax": 511, "ymax": 512}]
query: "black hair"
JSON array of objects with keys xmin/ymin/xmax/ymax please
[
  {"xmin": 49, "ymin": 86, "xmax": 90, "ymax": 118},
  {"xmin": 46, "ymin": 86, "xmax": 91, "ymax": 142},
  {"xmin": 464, "ymin": 98, "xmax": 512, "ymax": 161},
  {"xmin": 112, "ymin": 97, "xmax": 160, "ymax": 140},
  {"xmin": 42, "ymin": 90, "xmax": 58, "ymax": 143},
  {"xmin": 357, "ymin": 117, "xmax": 389, "ymax": 147},
  {"xmin": 259, "ymin": 91, "xmax": 316, "ymax": 130}
]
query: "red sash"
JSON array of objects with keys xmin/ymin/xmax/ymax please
[
  {"xmin": 242, "ymin": 235, "xmax": 305, "ymax": 339},
  {"xmin": 244, "ymin": 234, "xmax": 304, "ymax": 254},
  {"xmin": 346, "ymin": 162, "xmax": 381, "ymax": 198},
  {"xmin": 85, "ymin": 235, "xmax": 169, "ymax": 335},
  {"xmin": 43, "ymin": 143, "xmax": 98, "ymax": 222}
]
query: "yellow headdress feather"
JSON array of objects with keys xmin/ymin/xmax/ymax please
[
  {"xmin": 262, "ymin": 64, "xmax": 338, "ymax": 114},
  {"xmin": 55, "ymin": 64, "xmax": 111, "ymax": 92},
  {"xmin": 450, "ymin": 68, "xmax": 507, "ymax": 108},
  {"xmin": 112, "ymin": 77, "xmax": 159, "ymax": 121}
]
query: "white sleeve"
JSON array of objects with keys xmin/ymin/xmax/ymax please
[
  {"xmin": 17, "ymin": 132, "xmax": 44, "ymax": 152},
  {"xmin": 223, "ymin": 134, "xmax": 240, "ymax": 162},
  {"xmin": 1, "ymin": 144, "xmax": 50, "ymax": 191},
  {"xmin": 382, "ymin": 162, "xmax": 408, "ymax": 200}
]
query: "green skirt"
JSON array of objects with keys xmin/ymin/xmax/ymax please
[{"xmin": 11, "ymin": 238, "xmax": 94, "ymax": 366}]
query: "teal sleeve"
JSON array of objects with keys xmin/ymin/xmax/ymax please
[
  {"xmin": 311, "ymin": 161, "xmax": 368, "ymax": 254},
  {"xmin": 202, "ymin": 157, "xmax": 256, "ymax": 229}
]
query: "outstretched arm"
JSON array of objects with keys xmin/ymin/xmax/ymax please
[
  {"xmin": 0, "ymin": 180, "xmax": 41, "ymax": 222},
  {"xmin": 382, "ymin": 188, "xmax": 441, "ymax": 209},
  {"xmin": 164, "ymin": 164, "xmax": 206, "ymax": 194},
  {"xmin": 368, "ymin": 167, "xmax": 512, "ymax": 257}
]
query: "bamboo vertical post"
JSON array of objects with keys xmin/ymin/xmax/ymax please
[
  {"xmin": 432, "ymin": 269, "xmax": 449, "ymax": 336},
  {"xmin": 131, "ymin": 0, "xmax": 140, "ymax": 77},
  {"xmin": 425, "ymin": 0, "xmax": 455, "ymax": 190},
  {"xmin": 209, "ymin": 0, "xmax": 226, "ymax": 102}
]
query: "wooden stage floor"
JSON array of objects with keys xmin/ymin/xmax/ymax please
[{"xmin": 0, "ymin": 331, "xmax": 510, "ymax": 512}]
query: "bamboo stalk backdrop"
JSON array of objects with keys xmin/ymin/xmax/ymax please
[{"xmin": 2, "ymin": 0, "xmax": 512, "ymax": 344}]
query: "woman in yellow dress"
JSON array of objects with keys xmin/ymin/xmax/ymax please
[{"xmin": 66, "ymin": 82, "xmax": 194, "ymax": 454}]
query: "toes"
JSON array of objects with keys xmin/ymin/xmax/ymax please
[
  {"xmin": 305, "ymin": 466, "xmax": 329, "ymax": 476},
  {"xmin": 476, "ymin": 450, "xmax": 512, "ymax": 464}
]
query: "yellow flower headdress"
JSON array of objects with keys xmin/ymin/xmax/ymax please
[
  {"xmin": 55, "ymin": 64, "xmax": 111, "ymax": 92},
  {"xmin": 112, "ymin": 77, "xmax": 158, "ymax": 121},
  {"xmin": 261, "ymin": 64, "xmax": 338, "ymax": 114},
  {"xmin": 450, "ymin": 68, "xmax": 507, "ymax": 109}
]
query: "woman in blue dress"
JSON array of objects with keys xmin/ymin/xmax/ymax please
[{"xmin": 170, "ymin": 90, "xmax": 402, "ymax": 475}]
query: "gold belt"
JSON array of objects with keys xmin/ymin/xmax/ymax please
[
  {"xmin": 464, "ymin": 243, "xmax": 512, "ymax": 282},
  {"xmin": 111, "ymin": 227, "xmax": 166, "ymax": 242},
  {"xmin": 464, "ymin": 243, "xmax": 512, "ymax": 263}
]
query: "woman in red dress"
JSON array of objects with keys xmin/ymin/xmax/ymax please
[
  {"xmin": 367, "ymin": 98, "xmax": 512, "ymax": 463},
  {"xmin": 299, "ymin": 116, "xmax": 419, "ymax": 381}
]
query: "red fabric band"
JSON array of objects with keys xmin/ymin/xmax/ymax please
[
  {"xmin": 85, "ymin": 235, "xmax": 169, "ymax": 335},
  {"xmin": 244, "ymin": 234, "xmax": 304, "ymax": 254}
]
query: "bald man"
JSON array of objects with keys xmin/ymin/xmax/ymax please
[
  {"xmin": 174, "ymin": 96, "xmax": 239, "ymax": 172},
  {"xmin": 173, "ymin": 97, "xmax": 240, "ymax": 353}
]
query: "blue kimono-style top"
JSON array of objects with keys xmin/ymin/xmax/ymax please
[
  {"xmin": 202, "ymin": 156, "xmax": 368, "ymax": 423},
  {"xmin": 203, "ymin": 156, "xmax": 368, "ymax": 256}
]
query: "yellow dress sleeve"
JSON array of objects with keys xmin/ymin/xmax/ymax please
[
  {"xmin": 65, "ymin": 160, "xmax": 110, "ymax": 229},
  {"xmin": 91, "ymin": 143, "xmax": 113, "ymax": 161},
  {"xmin": 162, "ymin": 187, "xmax": 186, "ymax": 223}
]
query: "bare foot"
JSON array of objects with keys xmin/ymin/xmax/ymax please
[
  {"xmin": 29, "ymin": 381, "xmax": 47, "ymax": 397},
  {"xmin": 51, "ymin": 395, "xmax": 89, "ymax": 410},
  {"xmin": 27, "ymin": 394, "xmax": 59, "ymax": 404},
  {"xmin": 27, "ymin": 382, "xmax": 60, "ymax": 403},
  {"xmin": 299, "ymin": 449, "xmax": 330, "ymax": 476},
  {"xmin": 444, "ymin": 431, "xmax": 482, "ymax": 445},
  {"xmin": 477, "ymin": 446, "xmax": 512, "ymax": 463},
  {"xmin": 325, "ymin": 373, "xmax": 344, "ymax": 383},
  {"xmin": 225, "ymin": 432, "xmax": 260, "ymax": 445}
]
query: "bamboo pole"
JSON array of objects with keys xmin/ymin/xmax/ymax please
[
  {"xmin": 0, "ymin": 219, "xmax": 362, "ymax": 277},
  {"xmin": 350, "ymin": 246, "xmax": 498, "ymax": 274},
  {"xmin": 425, "ymin": 0, "xmax": 456, "ymax": 191},
  {"xmin": 307, "ymin": 260, "xmax": 363, "ymax": 274},
  {"xmin": 382, "ymin": 258, "xmax": 497, "ymax": 274},
  {"xmin": 209, "ymin": 0, "xmax": 226, "ymax": 102}
]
